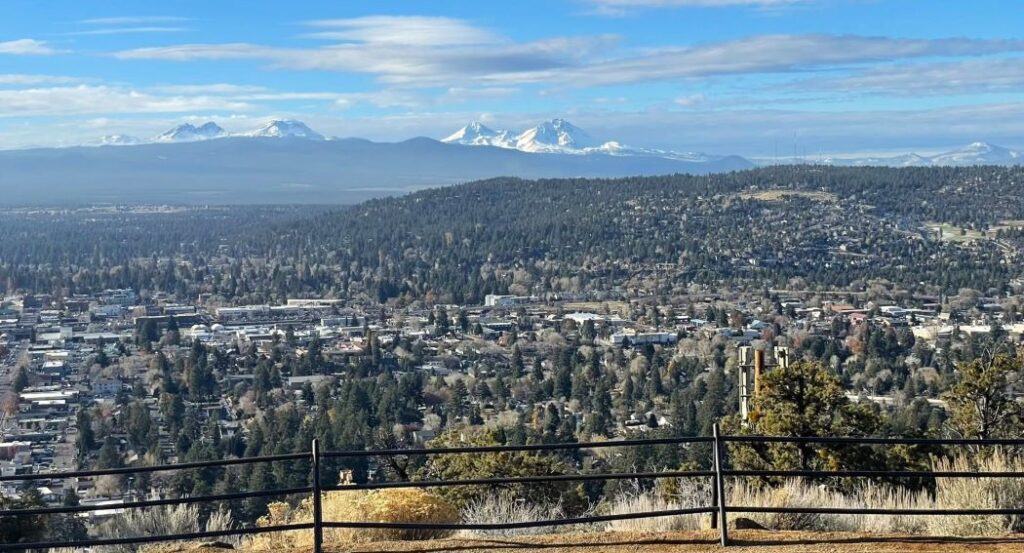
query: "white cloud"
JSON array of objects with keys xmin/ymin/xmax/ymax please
[
  {"xmin": 674, "ymin": 93, "xmax": 706, "ymax": 107},
  {"xmin": 302, "ymin": 16, "xmax": 498, "ymax": 46},
  {"xmin": 588, "ymin": 0, "xmax": 808, "ymax": 7},
  {"xmin": 0, "ymin": 74, "xmax": 79, "ymax": 85},
  {"xmin": 0, "ymin": 85, "xmax": 251, "ymax": 117},
  {"xmin": 443, "ymin": 87, "xmax": 520, "ymax": 101},
  {"xmin": 801, "ymin": 57, "xmax": 1024, "ymax": 96},
  {"xmin": 583, "ymin": 0, "xmax": 811, "ymax": 16},
  {"xmin": 114, "ymin": 37, "xmax": 607, "ymax": 86},
  {"xmin": 560, "ymin": 35, "xmax": 1024, "ymax": 86},
  {"xmin": 333, "ymin": 90, "xmax": 429, "ymax": 109},
  {"xmin": 0, "ymin": 39, "xmax": 64, "ymax": 55},
  {"xmin": 111, "ymin": 33, "xmax": 1024, "ymax": 89},
  {"xmin": 65, "ymin": 26, "xmax": 187, "ymax": 36},
  {"xmin": 114, "ymin": 42, "xmax": 271, "ymax": 61},
  {"xmin": 79, "ymin": 16, "xmax": 187, "ymax": 25},
  {"xmin": 150, "ymin": 83, "xmax": 269, "ymax": 94}
]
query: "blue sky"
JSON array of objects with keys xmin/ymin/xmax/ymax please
[{"xmin": 1, "ymin": 0, "xmax": 1022, "ymax": 155}]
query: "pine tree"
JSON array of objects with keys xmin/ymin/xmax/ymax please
[
  {"xmin": 76, "ymin": 409, "xmax": 96, "ymax": 460},
  {"xmin": 732, "ymin": 359, "xmax": 883, "ymax": 472},
  {"xmin": 12, "ymin": 366, "xmax": 28, "ymax": 392},
  {"xmin": 943, "ymin": 352, "xmax": 1022, "ymax": 439}
]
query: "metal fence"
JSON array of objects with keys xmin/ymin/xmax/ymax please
[{"xmin": 4, "ymin": 424, "xmax": 1024, "ymax": 551}]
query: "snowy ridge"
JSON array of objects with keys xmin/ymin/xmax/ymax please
[
  {"xmin": 442, "ymin": 118, "xmax": 725, "ymax": 161},
  {"xmin": 243, "ymin": 119, "xmax": 325, "ymax": 140},
  {"xmin": 154, "ymin": 122, "xmax": 227, "ymax": 143},
  {"xmin": 809, "ymin": 142, "xmax": 1024, "ymax": 167},
  {"xmin": 139, "ymin": 119, "xmax": 326, "ymax": 144}
]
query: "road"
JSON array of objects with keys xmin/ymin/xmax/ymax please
[{"xmin": 0, "ymin": 341, "xmax": 28, "ymax": 435}]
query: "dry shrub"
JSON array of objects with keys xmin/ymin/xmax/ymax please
[
  {"xmin": 726, "ymin": 450, "xmax": 1024, "ymax": 537},
  {"xmin": 459, "ymin": 491, "xmax": 579, "ymax": 537},
  {"xmin": 729, "ymin": 479, "xmax": 854, "ymax": 532},
  {"xmin": 99, "ymin": 504, "xmax": 234, "ymax": 553},
  {"xmin": 925, "ymin": 449, "xmax": 1024, "ymax": 536},
  {"xmin": 247, "ymin": 488, "xmax": 458, "ymax": 549},
  {"xmin": 603, "ymin": 478, "xmax": 711, "ymax": 533}
]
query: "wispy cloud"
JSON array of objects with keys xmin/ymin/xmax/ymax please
[
  {"xmin": 150, "ymin": 83, "xmax": 269, "ymax": 95},
  {"xmin": 79, "ymin": 16, "xmax": 188, "ymax": 25},
  {"xmin": 674, "ymin": 93, "xmax": 706, "ymax": 107},
  {"xmin": 798, "ymin": 57, "xmax": 1024, "ymax": 96},
  {"xmin": 301, "ymin": 16, "xmax": 498, "ymax": 46},
  {"xmin": 583, "ymin": 0, "xmax": 813, "ymax": 16},
  {"xmin": 113, "ymin": 37, "xmax": 609, "ymax": 87},
  {"xmin": 65, "ymin": 26, "xmax": 187, "ymax": 36},
  {"xmin": 558, "ymin": 34, "xmax": 1024, "ymax": 86},
  {"xmin": 112, "ymin": 32, "xmax": 1024, "ymax": 89},
  {"xmin": 0, "ymin": 85, "xmax": 251, "ymax": 117},
  {"xmin": 0, "ymin": 74, "xmax": 80, "ymax": 85},
  {"xmin": 0, "ymin": 39, "xmax": 65, "ymax": 55}
]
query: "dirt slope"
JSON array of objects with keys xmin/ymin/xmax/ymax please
[{"xmin": 164, "ymin": 530, "xmax": 1024, "ymax": 553}]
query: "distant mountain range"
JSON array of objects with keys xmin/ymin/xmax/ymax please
[
  {"xmin": 106, "ymin": 119, "xmax": 325, "ymax": 145},
  {"xmin": 0, "ymin": 117, "xmax": 1018, "ymax": 205},
  {"xmin": 827, "ymin": 142, "xmax": 1023, "ymax": 167},
  {"xmin": 762, "ymin": 142, "xmax": 1023, "ymax": 167},
  {"xmin": 0, "ymin": 125, "xmax": 752, "ymax": 205},
  {"xmin": 94, "ymin": 117, "xmax": 1022, "ymax": 168}
]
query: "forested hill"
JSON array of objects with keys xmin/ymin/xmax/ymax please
[
  {"xmin": 2, "ymin": 165, "xmax": 1024, "ymax": 303},
  {"xmin": 256, "ymin": 165, "xmax": 1024, "ymax": 303}
]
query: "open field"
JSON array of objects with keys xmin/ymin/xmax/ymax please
[
  {"xmin": 562, "ymin": 301, "xmax": 631, "ymax": 315},
  {"xmin": 926, "ymin": 222, "xmax": 987, "ymax": 242},
  {"xmin": 735, "ymin": 190, "xmax": 839, "ymax": 203},
  {"xmin": 162, "ymin": 531, "xmax": 1024, "ymax": 553}
]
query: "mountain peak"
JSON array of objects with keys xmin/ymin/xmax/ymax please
[
  {"xmin": 154, "ymin": 121, "xmax": 227, "ymax": 143},
  {"xmin": 516, "ymin": 119, "xmax": 595, "ymax": 152},
  {"xmin": 442, "ymin": 121, "xmax": 516, "ymax": 147},
  {"xmin": 930, "ymin": 141, "xmax": 1018, "ymax": 165},
  {"xmin": 247, "ymin": 119, "xmax": 324, "ymax": 140}
]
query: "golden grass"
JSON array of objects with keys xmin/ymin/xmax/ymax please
[{"xmin": 246, "ymin": 488, "xmax": 459, "ymax": 549}]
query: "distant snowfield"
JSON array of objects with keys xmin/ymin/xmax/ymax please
[{"xmin": 754, "ymin": 142, "xmax": 1023, "ymax": 167}]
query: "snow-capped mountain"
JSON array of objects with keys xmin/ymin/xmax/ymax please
[
  {"xmin": 816, "ymin": 142, "xmax": 1023, "ymax": 167},
  {"xmin": 929, "ymin": 142, "xmax": 1021, "ymax": 166},
  {"xmin": 442, "ymin": 118, "xmax": 727, "ymax": 161},
  {"xmin": 442, "ymin": 122, "xmax": 515, "ymax": 148},
  {"xmin": 244, "ymin": 119, "xmax": 324, "ymax": 140},
  {"xmin": 154, "ymin": 122, "xmax": 226, "ymax": 143},
  {"xmin": 515, "ymin": 118, "xmax": 596, "ymax": 152},
  {"xmin": 126, "ymin": 119, "xmax": 328, "ymax": 145}
]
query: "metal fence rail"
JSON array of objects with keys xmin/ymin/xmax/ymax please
[{"xmin": 4, "ymin": 426, "xmax": 1024, "ymax": 551}]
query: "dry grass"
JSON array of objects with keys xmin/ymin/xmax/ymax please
[
  {"xmin": 728, "ymin": 450, "xmax": 1024, "ymax": 537},
  {"xmin": 459, "ymin": 491, "xmax": 581, "ymax": 537},
  {"xmin": 103, "ymin": 504, "xmax": 234, "ymax": 553},
  {"xmin": 246, "ymin": 488, "xmax": 458, "ymax": 549},
  {"xmin": 602, "ymin": 477, "xmax": 712, "ymax": 533}
]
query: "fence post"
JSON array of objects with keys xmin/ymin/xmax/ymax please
[
  {"xmin": 312, "ymin": 438, "xmax": 323, "ymax": 553},
  {"xmin": 712, "ymin": 423, "xmax": 729, "ymax": 547},
  {"xmin": 710, "ymin": 472, "xmax": 718, "ymax": 530}
]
